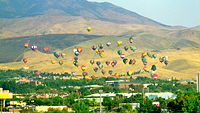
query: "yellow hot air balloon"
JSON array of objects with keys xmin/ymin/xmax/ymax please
[
  {"xmin": 87, "ymin": 27, "xmax": 92, "ymax": 32},
  {"xmin": 51, "ymin": 60, "xmax": 56, "ymax": 64},
  {"xmin": 59, "ymin": 60, "xmax": 64, "ymax": 65},
  {"xmin": 142, "ymin": 53, "xmax": 147, "ymax": 57},
  {"xmin": 114, "ymin": 73, "xmax": 119, "ymax": 78},
  {"xmin": 127, "ymin": 71, "xmax": 133, "ymax": 76},
  {"xmin": 99, "ymin": 52, "xmax": 105, "ymax": 57},
  {"xmin": 143, "ymin": 66, "xmax": 149, "ymax": 71},
  {"xmin": 117, "ymin": 41, "xmax": 123, "ymax": 46},
  {"xmin": 81, "ymin": 65, "xmax": 87, "ymax": 71}
]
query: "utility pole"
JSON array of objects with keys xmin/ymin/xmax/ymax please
[{"xmin": 99, "ymin": 90, "xmax": 103, "ymax": 113}]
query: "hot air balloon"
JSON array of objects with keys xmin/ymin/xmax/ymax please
[
  {"xmin": 143, "ymin": 66, "xmax": 149, "ymax": 72},
  {"xmin": 142, "ymin": 53, "xmax": 147, "ymax": 57},
  {"xmin": 92, "ymin": 45, "xmax": 97, "ymax": 50},
  {"xmin": 124, "ymin": 46, "xmax": 129, "ymax": 51},
  {"xmin": 164, "ymin": 60, "xmax": 169, "ymax": 66},
  {"xmin": 71, "ymin": 72, "xmax": 76, "ymax": 76},
  {"xmin": 43, "ymin": 47, "xmax": 49, "ymax": 52},
  {"xmin": 99, "ymin": 52, "xmax": 105, "ymax": 57},
  {"xmin": 87, "ymin": 27, "xmax": 92, "ymax": 32},
  {"xmin": 130, "ymin": 46, "xmax": 137, "ymax": 51},
  {"xmin": 108, "ymin": 70, "xmax": 113, "ymax": 75},
  {"xmin": 73, "ymin": 61, "xmax": 78, "ymax": 67},
  {"xmin": 114, "ymin": 73, "xmax": 119, "ymax": 77},
  {"xmin": 106, "ymin": 61, "xmax": 111, "ymax": 65},
  {"xmin": 159, "ymin": 57, "xmax": 164, "ymax": 63},
  {"xmin": 82, "ymin": 72, "xmax": 88, "ymax": 79},
  {"xmin": 53, "ymin": 52, "xmax": 60, "ymax": 58},
  {"xmin": 61, "ymin": 53, "xmax": 66, "ymax": 58},
  {"xmin": 152, "ymin": 54, "xmax": 157, "ymax": 59},
  {"xmin": 129, "ymin": 37, "xmax": 134, "ymax": 43},
  {"xmin": 74, "ymin": 51, "xmax": 80, "ymax": 56},
  {"xmin": 98, "ymin": 65, "xmax": 104, "ymax": 69},
  {"xmin": 31, "ymin": 45, "xmax": 37, "ymax": 51},
  {"xmin": 93, "ymin": 67, "xmax": 99, "ymax": 72},
  {"xmin": 147, "ymin": 52, "xmax": 152, "ymax": 57},
  {"xmin": 96, "ymin": 61, "xmax": 101, "ymax": 66},
  {"xmin": 106, "ymin": 42, "xmax": 111, "ymax": 47},
  {"xmin": 81, "ymin": 65, "xmax": 87, "ymax": 71},
  {"xmin": 120, "ymin": 54, "xmax": 125, "ymax": 59},
  {"xmin": 77, "ymin": 48, "xmax": 83, "ymax": 53},
  {"xmin": 101, "ymin": 70, "xmax": 106, "ymax": 75},
  {"xmin": 98, "ymin": 44, "xmax": 104, "ymax": 49},
  {"xmin": 51, "ymin": 60, "xmax": 56, "ymax": 64},
  {"xmin": 127, "ymin": 71, "xmax": 133, "ymax": 76},
  {"xmin": 123, "ymin": 58, "xmax": 128, "ymax": 64},
  {"xmin": 117, "ymin": 50, "xmax": 122, "ymax": 55},
  {"xmin": 59, "ymin": 60, "xmax": 63, "ymax": 65},
  {"xmin": 74, "ymin": 57, "xmax": 78, "ymax": 61},
  {"xmin": 23, "ymin": 43, "xmax": 29, "ymax": 48},
  {"xmin": 90, "ymin": 60, "xmax": 95, "ymax": 65},
  {"xmin": 23, "ymin": 58, "xmax": 28, "ymax": 63},
  {"xmin": 152, "ymin": 74, "xmax": 158, "ymax": 78},
  {"xmin": 151, "ymin": 65, "xmax": 157, "ymax": 71},
  {"xmin": 129, "ymin": 59, "xmax": 136, "ymax": 65},
  {"xmin": 117, "ymin": 41, "xmax": 122, "ymax": 46}
]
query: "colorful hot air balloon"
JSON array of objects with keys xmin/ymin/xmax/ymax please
[
  {"xmin": 108, "ymin": 70, "xmax": 113, "ymax": 75},
  {"xmin": 81, "ymin": 65, "xmax": 87, "ymax": 71},
  {"xmin": 23, "ymin": 58, "xmax": 28, "ymax": 63},
  {"xmin": 120, "ymin": 54, "xmax": 125, "ymax": 59},
  {"xmin": 96, "ymin": 61, "xmax": 101, "ymax": 66},
  {"xmin": 106, "ymin": 61, "xmax": 111, "ymax": 65},
  {"xmin": 77, "ymin": 48, "xmax": 83, "ymax": 53},
  {"xmin": 130, "ymin": 46, "xmax": 137, "ymax": 51},
  {"xmin": 124, "ymin": 46, "xmax": 129, "ymax": 51},
  {"xmin": 98, "ymin": 65, "xmax": 104, "ymax": 69},
  {"xmin": 87, "ymin": 27, "xmax": 92, "ymax": 32},
  {"xmin": 92, "ymin": 45, "xmax": 97, "ymax": 50},
  {"xmin": 61, "ymin": 53, "xmax": 66, "ymax": 58},
  {"xmin": 127, "ymin": 71, "xmax": 133, "ymax": 76},
  {"xmin": 129, "ymin": 59, "xmax": 136, "ymax": 65},
  {"xmin": 82, "ymin": 72, "xmax": 88, "ymax": 79},
  {"xmin": 143, "ymin": 66, "xmax": 149, "ymax": 72},
  {"xmin": 117, "ymin": 50, "xmax": 122, "ymax": 55},
  {"xmin": 90, "ymin": 60, "xmax": 95, "ymax": 65},
  {"xmin": 23, "ymin": 43, "xmax": 29, "ymax": 48},
  {"xmin": 129, "ymin": 37, "xmax": 134, "ymax": 43},
  {"xmin": 74, "ymin": 51, "xmax": 80, "ymax": 56},
  {"xmin": 93, "ymin": 67, "xmax": 99, "ymax": 72},
  {"xmin": 43, "ymin": 47, "xmax": 49, "ymax": 52},
  {"xmin": 123, "ymin": 58, "xmax": 128, "ymax": 64},
  {"xmin": 31, "ymin": 45, "xmax": 37, "ymax": 51},
  {"xmin": 152, "ymin": 54, "xmax": 157, "ymax": 59},
  {"xmin": 53, "ymin": 52, "xmax": 60, "ymax": 58}
]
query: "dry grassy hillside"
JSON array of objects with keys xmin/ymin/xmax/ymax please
[
  {"xmin": 0, "ymin": 39, "xmax": 199, "ymax": 80},
  {"xmin": 0, "ymin": 16, "xmax": 184, "ymax": 38}
]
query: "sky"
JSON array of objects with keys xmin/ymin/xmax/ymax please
[{"xmin": 88, "ymin": 0, "xmax": 200, "ymax": 27}]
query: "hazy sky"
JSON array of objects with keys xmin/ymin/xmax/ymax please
[{"xmin": 88, "ymin": 0, "xmax": 200, "ymax": 27}]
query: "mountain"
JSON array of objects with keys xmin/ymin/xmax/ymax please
[{"xmin": 0, "ymin": 0, "xmax": 163, "ymax": 25}]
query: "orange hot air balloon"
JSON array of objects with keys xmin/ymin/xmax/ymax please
[
  {"xmin": 23, "ymin": 58, "xmax": 28, "ymax": 63},
  {"xmin": 43, "ymin": 47, "xmax": 49, "ymax": 52},
  {"xmin": 77, "ymin": 48, "xmax": 83, "ymax": 53}
]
